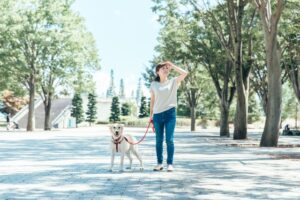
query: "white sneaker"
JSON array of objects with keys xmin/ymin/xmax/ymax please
[
  {"xmin": 167, "ymin": 165, "xmax": 174, "ymax": 172},
  {"xmin": 153, "ymin": 164, "xmax": 163, "ymax": 171}
]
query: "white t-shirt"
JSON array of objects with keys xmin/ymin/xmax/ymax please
[{"xmin": 150, "ymin": 77, "xmax": 178, "ymax": 114}]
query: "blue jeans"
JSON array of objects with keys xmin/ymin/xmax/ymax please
[{"xmin": 153, "ymin": 107, "xmax": 176, "ymax": 165}]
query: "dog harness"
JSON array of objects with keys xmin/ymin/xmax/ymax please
[
  {"xmin": 112, "ymin": 136, "xmax": 130, "ymax": 152},
  {"xmin": 111, "ymin": 121, "xmax": 155, "ymax": 151},
  {"xmin": 112, "ymin": 136, "xmax": 123, "ymax": 152}
]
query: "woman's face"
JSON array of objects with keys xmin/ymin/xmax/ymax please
[{"xmin": 157, "ymin": 65, "xmax": 170, "ymax": 79}]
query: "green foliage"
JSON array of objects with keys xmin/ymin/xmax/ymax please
[
  {"xmin": 248, "ymin": 93, "xmax": 262, "ymax": 124},
  {"xmin": 120, "ymin": 115, "xmax": 219, "ymax": 128},
  {"xmin": 121, "ymin": 103, "xmax": 131, "ymax": 116},
  {"xmin": 109, "ymin": 96, "xmax": 120, "ymax": 122},
  {"xmin": 142, "ymin": 61, "xmax": 158, "ymax": 88},
  {"xmin": 0, "ymin": 0, "xmax": 100, "ymax": 96},
  {"xmin": 175, "ymin": 80, "xmax": 220, "ymax": 120},
  {"xmin": 139, "ymin": 96, "xmax": 149, "ymax": 118},
  {"xmin": 198, "ymin": 86, "xmax": 220, "ymax": 120},
  {"xmin": 280, "ymin": 0, "xmax": 300, "ymax": 71},
  {"xmin": 0, "ymin": 0, "xmax": 100, "ymax": 130},
  {"xmin": 86, "ymin": 93, "xmax": 97, "ymax": 125},
  {"xmin": 71, "ymin": 93, "xmax": 84, "ymax": 126},
  {"xmin": 282, "ymin": 82, "xmax": 298, "ymax": 122},
  {"xmin": 148, "ymin": 1, "xmax": 210, "ymax": 130},
  {"xmin": 177, "ymin": 102, "xmax": 190, "ymax": 117},
  {"xmin": 119, "ymin": 116, "xmax": 149, "ymax": 127}
]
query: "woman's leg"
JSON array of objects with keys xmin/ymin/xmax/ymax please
[
  {"xmin": 153, "ymin": 114, "xmax": 164, "ymax": 164},
  {"xmin": 165, "ymin": 108, "xmax": 176, "ymax": 165}
]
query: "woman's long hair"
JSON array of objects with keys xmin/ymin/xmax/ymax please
[{"xmin": 154, "ymin": 63, "xmax": 166, "ymax": 82}]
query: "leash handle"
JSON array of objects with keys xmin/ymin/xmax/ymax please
[{"xmin": 149, "ymin": 117, "xmax": 155, "ymax": 133}]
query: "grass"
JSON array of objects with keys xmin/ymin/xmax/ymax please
[{"xmin": 96, "ymin": 116, "xmax": 220, "ymax": 128}]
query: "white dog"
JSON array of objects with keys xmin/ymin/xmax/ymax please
[{"xmin": 109, "ymin": 124, "xmax": 143, "ymax": 172}]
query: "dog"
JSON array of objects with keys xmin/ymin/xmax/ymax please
[{"xmin": 109, "ymin": 123, "xmax": 143, "ymax": 172}]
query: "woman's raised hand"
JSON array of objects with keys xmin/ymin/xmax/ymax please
[{"xmin": 162, "ymin": 61, "xmax": 173, "ymax": 70}]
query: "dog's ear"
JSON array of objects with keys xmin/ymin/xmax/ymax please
[{"xmin": 120, "ymin": 124, "xmax": 124, "ymax": 132}]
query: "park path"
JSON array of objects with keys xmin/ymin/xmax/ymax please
[{"xmin": 0, "ymin": 126, "xmax": 300, "ymax": 199}]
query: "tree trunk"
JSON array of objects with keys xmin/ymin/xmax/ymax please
[
  {"xmin": 262, "ymin": 94, "xmax": 268, "ymax": 116},
  {"xmin": 289, "ymin": 66, "xmax": 300, "ymax": 104},
  {"xmin": 227, "ymin": 0, "xmax": 248, "ymax": 140},
  {"xmin": 44, "ymin": 97, "xmax": 52, "ymax": 131},
  {"xmin": 260, "ymin": 39, "xmax": 282, "ymax": 147},
  {"xmin": 190, "ymin": 105, "xmax": 196, "ymax": 131},
  {"xmin": 27, "ymin": 74, "xmax": 35, "ymax": 131},
  {"xmin": 220, "ymin": 103, "xmax": 230, "ymax": 137},
  {"xmin": 253, "ymin": 0, "xmax": 284, "ymax": 148},
  {"xmin": 207, "ymin": 61, "xmax": 235, "ymax": 137},
  {"xmin": 234, "ymin": 91, "xmax": 248, "ymax": 139},
  {"xmin": 233, "ymin": 28, "xmax": 248, "ymax": 139}
]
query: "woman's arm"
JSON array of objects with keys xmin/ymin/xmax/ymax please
[
  {"xmin": 165, "ymin": 61, "xmax": 188, "ymax": 84},
  {"xmin": 150, "ymin": 90, "xmax": 155, "ymax": 119}
]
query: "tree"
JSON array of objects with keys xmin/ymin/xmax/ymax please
[
  {"xmin": 150, "ymin": 1, "xmax": 206, "ymax": 131},
  {"xmin": 86, "ymin": 93, "xmax": 97, "ymax": 126},
  {"xmin": 0, "ymin": 0, "xmax": 44, "ymax": 131},
  {"xmin": 248, "ymin": 93, "xmax": 261, "ymax": 124},
  {"xmin": 253, "ymin": 0, "xmax": 285, "ymax": 147},
  {"xmin": 188, "ymin": 9, "xmax": 236, "ymax": 136},
  {"xmin": 151, "ymin": 0, "xmax": 234, "ymax": 133},
  {"xmin": 281, "ymin": 1, "xmax": 300, "ymax": 106},
  {"xmin": 147, "ymin": 97, "xmax": 151, "ymax": 116},
  {"xmin": 139, "ymin": 96, "xmax": 148, "ymax": 118},
  {"xmin": 0, "ymin": 0, "xmax": 100, "ymax": 131},
  {"xmin": 109, "ymin": 96, "xmax": 120, "ymax": 122},
  {"xmin": 0, "ymin": 0, "xmax": 25, "ymax": 95},
  {"xmin": 0, "ymin": 90, "xmax": 28, "ymax": 115},
  {"xmin": 71, "ymin": 93, "xmax": 84, "ymax": 127},
  {"xmin": 121, "ymin": 103, "xmax": 131, "ymax": 116},
  {"xmin": 287, "ymin": 61, "xmax": 300, "ymax": 104},
  {"xmin": 37, "ymin": 1, "xmax": 100, "ymax": 130},
  {"xmin": 250, "ymin": 1, "xmax": 296, "ymax": 117},
  {"xmin": 281, "ymin": 82, "xmax": 298, "ymax": 127},
  {"xmin": 190, "ymin": 0, "xmax": 254, "ymax": 139}
]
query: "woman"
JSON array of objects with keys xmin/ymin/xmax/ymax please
[{"xmin": 150, "ymin": 61, "xmax": 188, "ymax": 172}]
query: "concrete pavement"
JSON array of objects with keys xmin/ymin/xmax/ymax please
[{"xmin": 0, "ymin": 126, "xmax": 300, "ymax": 199}]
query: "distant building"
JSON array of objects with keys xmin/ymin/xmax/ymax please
[
  {"xmin": 10, "ymin": 93, "xmax": 139, "ymax": 129},
  {"xmin": 82, "ymin": 96, "xmax": 138, "ymax": 122},
  {"xmin": 12, "ymin": 98, "xmax": 76, "ymax": 129}
]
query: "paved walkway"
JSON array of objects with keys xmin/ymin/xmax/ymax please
[{"xmin": 0, "ymin": 126, "xmax": 300, "ymax": 199}]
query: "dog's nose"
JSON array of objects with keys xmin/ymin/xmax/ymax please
[{"xmin": 116, "ymin": 131, "xmax": 119, "ymax": 135}]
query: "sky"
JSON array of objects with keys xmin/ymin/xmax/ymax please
[{"xmin": 72, "ymin": 0, "xmax": 160, "ymax": 98}]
